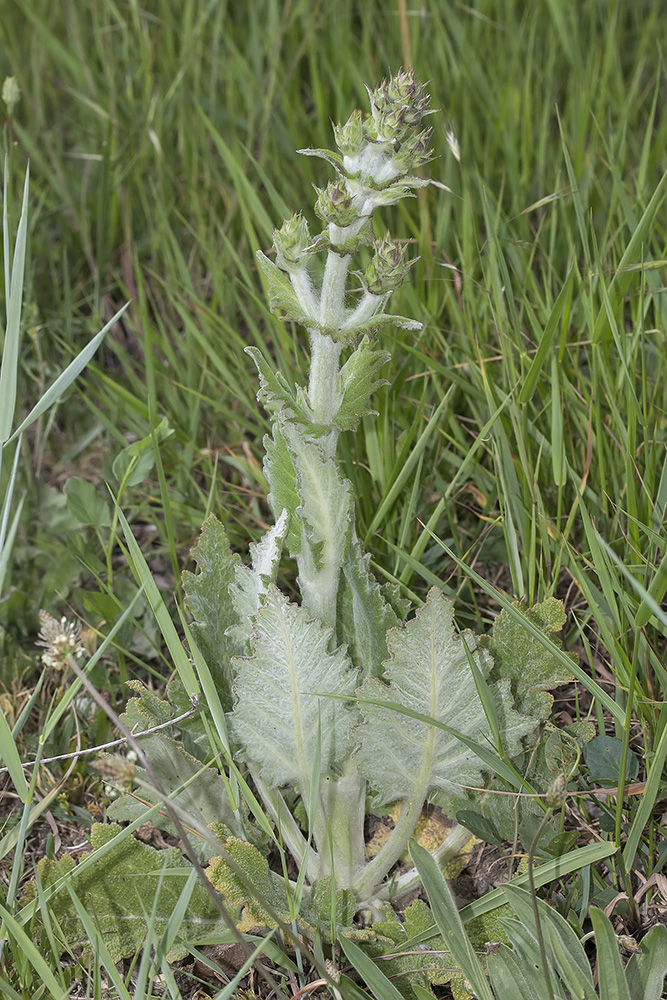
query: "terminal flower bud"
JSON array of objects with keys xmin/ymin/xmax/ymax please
[
  {"xmin": 393, "ymin": 128, "xmax": 435, "ymax": 171},
  {"xmin": 368, "ymin": 67, "xmax": 432, "ymax": 141}
]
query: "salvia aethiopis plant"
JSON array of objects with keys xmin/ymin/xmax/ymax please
[
  {"xmin": 179, "ymin": 68, "xmax": 582, "ymax": 918},
  {"xmin": 56, "ymin": 72, "xmax": 584, "ymax": 959}
]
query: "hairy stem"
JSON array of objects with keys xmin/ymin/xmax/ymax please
[
  {"xmin": 319, "ymin": 248, "xmax": 351, "ymax": 328},
  {"xmin": 312, "ymin": 765, "xmax": 367, "ymax": 890},
  {"xmin": 307, "ymin": 330, "xmax": 343, "ymax": 438},
  {"xmin": 353, "ymin": 788, "xmax": 425, "ymax": 902}
]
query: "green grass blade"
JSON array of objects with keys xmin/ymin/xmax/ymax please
[
  {"xmin": 0, "ymin": 704, "xmax": 29, "ymax": 802},
  {"xmin": 592, "ymin": 166, "xmax": 667, "ymax": 344},
  {"xmin": 518, "ymin": 267, "xmax": 575, "ymax": 404},
  {"xmin": 0, "ymin": 901, "xmax": 67, "ymax": 1000},
  {"xmin": 114, "ymin": 499, "xmax": 199, "ymax": 694},
  {"xmin": 64, "ymin": 884, "xmax": 133, "ymax": 1000},
  {"xmin": 213, "ymin": 929, "xmax": 279, "ymax": 1000},
  {"xmin": 8, "ymin": 302, "xmax": 130, "ymax": 442},
  {"xmin": 420, "ymin": 523, "xmax": 625, "ymax": 723},
  {"xmin": 0, "ymin": 163, "xmax": 30, "ymax": 444},
  {"xmin": 589, "ymin": 907, "xmax": 631, "ymax": 1000},
  {"xmin": 622, "ymin": 719, "xmax": 667, "ymax": 869},
  {"xmin": 459, "ymin": 842, "xmax": 618, "ymax": 922},
  {"xmin": 339, "ymin": 933, "xmax": 408, "ymax": 1000}
]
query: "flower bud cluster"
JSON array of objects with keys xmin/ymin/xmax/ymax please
[
  {"xmin": 364, "ymin": 234, "xmax": 414, "ymax": 295},
  {"xmin": 335, "ymin": 67, "xmax": 434, "ymax": 193},
  {"xmin": 257, "ymin": 69, "xmax": 433, "ymax": 346},
  {"xmin": 315, "ymin": 178, "xmax": 357, "ymax": 227}
]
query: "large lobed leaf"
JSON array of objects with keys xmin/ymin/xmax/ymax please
[
  {"xmin": 182, "ymin": 512, "xmax": 289, "ymax": 706},
  {"xmin": 227, "ymin": 507, "xmax": 289, "ymax": 645},
  {"xmin": 24, "ymin": 824, "xmax": 229, "ymax": 962},
  {"xmin": 354, "ymin": 588, "xmax": 535, "ymax": 809},
  {"xmin": 230, "ymin": 585, "xmax": 358, "ymax": 793}
]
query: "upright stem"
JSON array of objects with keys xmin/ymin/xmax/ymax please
[
  {"xmin": 319, "ymin": 249, "xmax": 350, "ymax": 329},
  {"xmin": 307, "ymin": 330, "xmax": 343, "ymax": 437},
  {"xmin": 312, "ymin": 764, "xmax": 367, "ymax": 890}
]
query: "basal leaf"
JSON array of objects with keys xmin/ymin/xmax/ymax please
[
  {"xmin": 480, "ymin": 597, "xmax": 576, "ymax": 719},
  {"xmin": 206, "ymin": 838, "xmax": 355, "ymax": 938},
  {"xmin": 354, "ymin": 587, "xmax": 496, "ymax": 807},
  {"xmin": 590, "ymin": 907, "xmax": 632, "ymax": 1000},
  {"xmin": 584, "ymin": 734, "xmax": 640, "ymax": 786},
  {"xmin": 27, "ymin": 823, "xmax": 228, "ymax": 962},
  {"xmin": 182, "ymin": 514, "xmax": 242, "ymax": 710},
  {"xmin": 625, "ymin": 923, "xmax": 667, "ymax": 1000},
  {"xmin": 369, "ymin": 898, "xmax": 462, "ymax": 991},
  {"xmin": 108, "ymin": 681, "xmax": 244, "ymax": 844},
  {"xmin": 462, "ymin": 720, "xmax": 594, "ymax": 850},
  {"xmin": 207, "ymin": 836, "xmax": 292, "ymax": 927},
  {"xmin": 230, "ymin": 586, "xmax": 358, "ymax": 792}
]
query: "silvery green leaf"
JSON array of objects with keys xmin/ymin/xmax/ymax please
[
  {"xmin": 107, "ymin": 682, "xmax": 240, "ymax": 848},
  {"xmin": 182, "ymin": 514, "xmax": 242, "ymax": 710},
  {"xmin": 230, "ymin": 585, "xmax": 358, "ymax": 792},
  {"xmin": 297, "ymin": 146, "xmax": 346, "ymax": 173},
  {"xmin": 263, "ymin": 424, "xmax": 302, "ymax": 554},
  {"xmin": 354, "ymin": 587, "xmax": 495, "ymax": 806},
  {"xmin": 255, "ymin": 250, "xmax": 315, "ymax": 325},
  {"xmin": 227, "ymin": 508, "xmax": 290, "ymax": 644},
  {"xmin": 343, "ymin": 312, "xmax": 422, "ymax": 342},
  {"xmin": 337, "ymin": 531, "xmax": 402, "ymax": 679},
  {"xmin": 245, "ymin": 345, "xmax": 298, "ymax": 417},
  {"xmin": 336, "ymin": 336, "xmax": 391, "ymax": 431}
]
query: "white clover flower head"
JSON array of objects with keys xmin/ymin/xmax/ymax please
[{"xmin": 37, "ymin": 610, "xmax": 85, "ymax": 670}]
